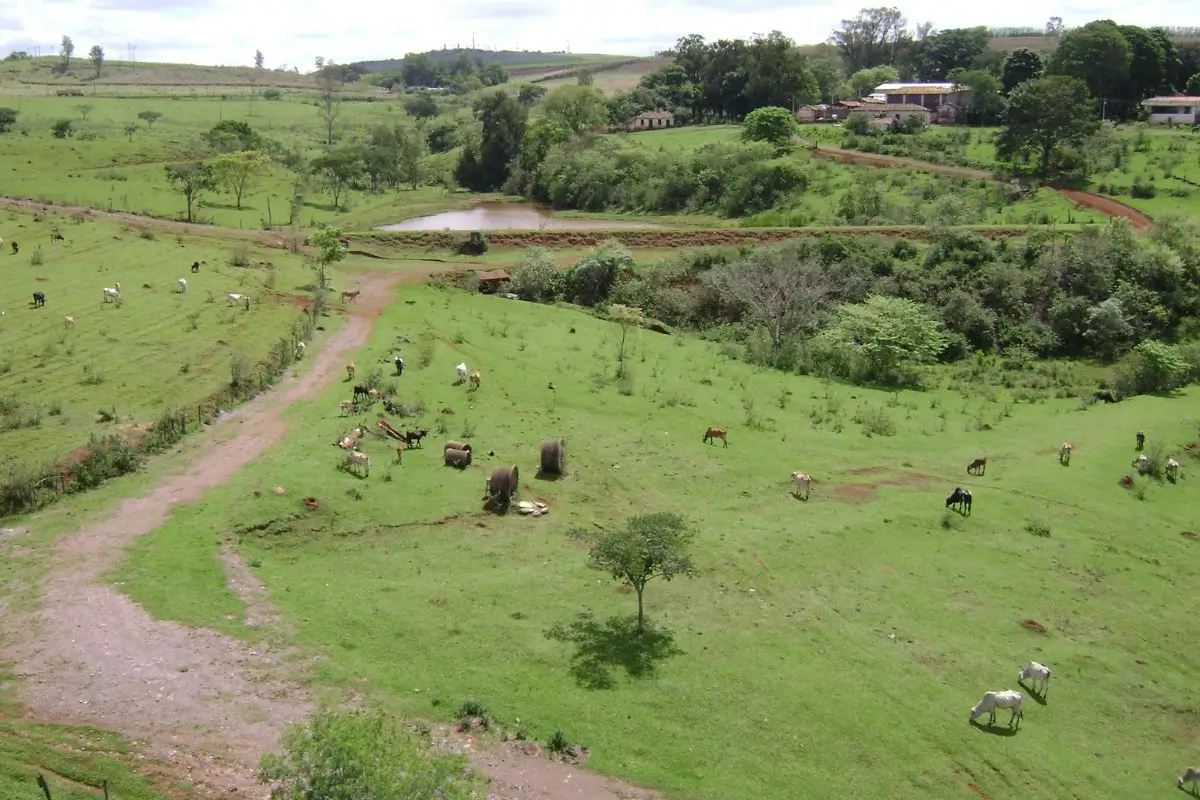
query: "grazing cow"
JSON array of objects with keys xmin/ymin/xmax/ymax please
[
  {"xmin": 703, "ymin": 426, "xmax": 728, "ymax": 448},
  {"xmin": 791, "ymin": 471, "xmax": 812, "ymax": 501},
  {"xmin": 1165, "ymin": 457, "xmax": 1181, "ymax": 480},
  {"xmin": 343, "ymin": 449, "xmax": 370, "ymax": 477},
  {"xmin": 394, "ymin": 356, "xmax": 404, "ymax": 376},
  {"xmin": 403, "ymin": 428, "xmax": 428, "ymax": 448},
  {"xmin": 967, "ymin": 456, "xmax": 987, "ymax": 476},
  {"xmin": 1132, "ymin": 454, "xmax": 1150, "ymax": 475},
  {"xmin": 946, "ymin": 487, "xmax": 972, "ymax": 515},
  {"xmin": 455, "ymin": 362, "xmax": 468, "ymax": 382},
  {"xmin": 339, "ymin": 399, "xmax": 355, "ymax": 416},
  {"xmin": 177, "ymin": 278, "xmax": 187, "ymax": 293},
  {"xmin": 63, "ymin": 315, "xmax": 75, "ymax": 329},
  {"xmin": 102, "ymin": 282, "xmax": 121, "ymax": 304},
  {"xmin": 1017, "ymin": 661, "xmax": 1052, "ymax": 696},
  {"xmin": 346, "ymin": 362, "xmax": 356, "ymax": 381},
  {"xmin": 969, "ymin": 690, "xmax": 1023, "ymax": 728},
  {"xmin": 353, "ymin": 383, "xmax": 370, "ymax": 401},
  {"xmin": 10, "ymin": 241, "xmax": 17, "ymax": 255},
  {"xmin": 341, "ymin": 289, "xmax": 360, "ymax": 303},
  {"xmin": 1093, "ymin": 390, "xmax": 1117, "ymax": 403},
  {"xmin": 50, "ymin": 229, "xmax": 64, "ymax": 242},
  {"xmin": 32, "ymin": 291, "xmax": 45, "ymax": 308},
  {"xmin": 295, "ymin": 341, "xmax": 306, "ymax": 359},
  {"xmin": 1136, "ymin": 430, "xmax": 1145, "ymax": 451},
  {"xmin": 191, "ymin": 260, "xmax": 201, "ymax": 273},
  {"xmin": 1180, "ymin": 767, "xmax": 1200, "ymax": 793},
  {"xmin": 227, "ymin": 292, "xmax": 244, "ymax": 306},
  {"xmin": 469, "ymin": 370, "xmax": 481, "ymax": 391},
  {"xmin": 1059, "ymin": 442, "xmax": 1073, "ymax": 466}
]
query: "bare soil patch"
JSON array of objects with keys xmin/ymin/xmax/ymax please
[{"xmin": 833, "ymin": 469, "xmax": 934, "ymax": 503}]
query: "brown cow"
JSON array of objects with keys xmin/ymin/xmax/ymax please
[
  {"xmin": 703, "ymin": 426, "xmax": 728, "ymax": 448},
  {"xmin": 967, "ymin": 456, "xmax": 987, "ymax": 476},
  {"xmin": 341, "ymin": 289, "xmax": 360, "ymax": 303}
]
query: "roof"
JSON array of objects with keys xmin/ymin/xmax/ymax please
[
  {"xmin": 870, "ymin": 103, "xmax": 932, "ymax": 112},
  {"xmin": 883, "ymin": 83, "xmax": 970, "ymax": 94},
  {"xmin": 633, "ymin": 110, "xmax": 674, "ymax": 119},
  {"xmin": 1142, "ymin": 95, "xmax": 1200, "ymax": 105},
  {"xmin": 476, "ymin": 269, "xmax": 510, "ymax": 282}
]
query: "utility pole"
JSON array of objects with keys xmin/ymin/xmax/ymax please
[{"xmin": 1101, "ymin": 97, "xmax": 1108, "ymax": 121}]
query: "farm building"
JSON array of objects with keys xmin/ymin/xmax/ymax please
[
  {"xmin": 875, "ymin": 82, "xmax": 973, "ymax": 112},
  {"xmin": 475, "ymin": 269, "xmax": 510, "ymax": 293},
  {"xmin": 867, "ymin": 103, "xmax": 933, "ymax": 124},
  {"xmin": 828, "ymin": 100, "xmax": 863, "ymax": 120},
  {"xmin": 795, "ymin": 104, "xmax": 828, "ymax": 122},
  {"xmin": 629, "ymin": 110, "xmax": 676, "ymax": 130},
  {"xmin": 1142, "ymin": 96, "xmax": 1200, "ymax": 124}
]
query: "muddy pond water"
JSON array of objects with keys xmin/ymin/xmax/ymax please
[{"xmin": 377, "ymin": 202, "xmax": 661, "ymax": 231}]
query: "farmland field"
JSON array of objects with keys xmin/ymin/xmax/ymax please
[
  {"xmin": 110, "ymin": 281, "xmax": 1200, "ymax": 800},
  {"xmin": 536, "ymin": 58, "xmax": 667, "ymax": 93}
]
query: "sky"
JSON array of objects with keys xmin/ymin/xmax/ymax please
[{"xmin": 0, "ymin": 0, "xmax": 1193, "ymax": 69}]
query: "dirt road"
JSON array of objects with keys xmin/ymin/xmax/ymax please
[{"xmin": 0, "ymin": 270, "xmax": 659, "ymax": 800}]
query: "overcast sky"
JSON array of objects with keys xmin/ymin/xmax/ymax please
[{"xmin": 0, "ymin": 0, "xmax": 1193, "ymax": 68}]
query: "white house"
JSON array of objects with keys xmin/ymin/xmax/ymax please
[{"xmin": 1142, "ymin": 96, "xmax": 1200, "ymax": 124}]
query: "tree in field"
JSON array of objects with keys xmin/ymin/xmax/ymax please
[
  {"xmin": 51, "ymin": 119, "xmax": 74, "ymax": 138},
  {"xmin": 123, "ymin": 122, "xmax": 136, "ymax": 141},
  {"xmin": 1085, "ymin": 297, "xmax": 1133, "ymax": 360},
  {"xmin": 316, "ymin": 63, "xmax": 347, "ymax": 146},
  {"xmin": 259, "ymin": 709, "xmax": 481, "ymax": 800},
  {"xmin": 137, "ymin": 110, "xmax": 162, "ymax": 128},
  {"xmin": 1118, "ymin": 24, "xmax": 1168, "ymax": 102},
  {"xmin": 741, "ymin": 106, "xmax": 797, "ymax": 150},
  {"xmin": 541, "ymin": 85, "xmax": 609, "ymax": 136},
  {"xmin": 1001, "ymin": 48, "xmax": 1044, "ymax": 93},
  {"xmin": 0, "ymin": 108, "xmax": 17, "ymax": 133},
  {"xmin": 706, "ymin": 245, "xmax": 833, "ymax": 349},
  {"xmin": 75, "ymin": 104, "xmax": 93, "ymax": 120},
  {"xmin": 585, "ymin": 512, "xmax": 695, "ymax": 634},
  {"xmin": 847, "ymin": 65, "xmax": 899, "ymax": 100},
  {"xmin": 914, "ymin": 26, "xmax": 990, "ymax": 81},
  {"xmin": 566, "ymin": 240, "xmax": 632, "ymax": 307},
  {"xmin": 608, "ymin": 304, "xmax": 645, "ymax": 377},
  {"xmin": 509, "ymin": 247, "xmax": 563, "ymax": 302},
  {"xmin": 210, "ymin": 150, "xmax": 270, "ymax": 209},
  {"xmin": 254, "ymin": 49, "xmax": 264, "ymax": 69},
  {"xmin": 819, "ymin": 295, "xmax": 948, "ymax": 385},
  {"xmin": 310, "ymin": 145, "xmax": 363, "ymax": 208},
  {"xmin": 517, "ymin": 84, "xmax": 547, "ymax": 107},
  {"xmin": 829, "ymin": 7, "xmax": 909, "ymax": 72},
  {"xmin": 305, "ymin": 225, "xmax": 347, "ymax": 309},
  {"xmin": 205, "ymin": 119, "xmax": 260, "ymax": 153},
  {"xmin": 996, "ymin": 75, "xmax": 1098, "ymax": 179},
  {"xmin": 164, "ymin": 162, "xmax": 217, "ymax": 223},
  {"xmin": 1187, "ymin": 74, "xmax": 1200, "ymax": 95},
  {"xmin": 403, "ymin": 91, "xmax": 439, "ymax": 121},
  {"xmin": 1048, "ymin": 21, "xmax": 1131, "ymax": 104},
  {"xmin": 59, "ymin": 36, "xmax": 74, "ymax": 70},
  {"xmin": 88, "ymin": 45, "xmax": 104, "ymax": 78},
  {"xmin": 454, "ymin": 89, "xmax": 526, "ymax": 192}
]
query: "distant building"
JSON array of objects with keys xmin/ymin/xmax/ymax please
[
  {"xmin": 875, "ymin": 82, "xmax": 973, "ymax": 114},
  {"xmin": 475, "ymin": 269, "xmax": 510, "ymax": 294},
  {"xmin": 868, "ymin": 103, "xmax": 933, "ymax": 124},
  {"xmin": 794, "ymin": 104, "xmax": 824, "ymax": 123},
  {"xmin": 1142, "ymin": 96, "xmax": 1200, "ymax": 124},
  {"xmin": 629, "ymin": 110, "xmax": 676, "ymax": 130}
]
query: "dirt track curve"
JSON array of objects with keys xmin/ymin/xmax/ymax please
[
  {"xmin": 801, "ymin": 139, "xmax": 1154, "ymax": 230},
  {"xmin": 0, "ymin": 271, "xmax": 659, "ymax": 800}
]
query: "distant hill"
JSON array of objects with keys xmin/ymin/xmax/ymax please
[
  {"xmin": 986, "ymin": 26, "xmax": 1200, "ymax": 52},
  {"xmin": 350, "ymin": 49, "xmax": 636, "ymax": 75},
  {"xmin": 0, "ymin": 55, "xmax": 318, "ymax": 89}
]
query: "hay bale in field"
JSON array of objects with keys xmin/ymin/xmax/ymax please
[
  {"xmin": 488, "ymin": 465, "xmax": 519, "ymax": 509},
  {"xmin": 444, "ymin": 448, "xmax": 472, "ymax": 468},
  {"xmin": 539, "ymin": 438, "xmax": 565, "ymax": 477},
  {"xmin": 444, "ymin": 439, "xmax": 472, "ymax": 453}
]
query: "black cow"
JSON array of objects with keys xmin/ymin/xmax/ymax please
[
  {"xmin": 1136, "ymin": 430, "xmax": 1145, "ymax": 451},
  {"xmin": 191, "ymin": 260, "xmax": 201, "ymax": 273},
  {"xmin": 10, "ymin": 241, "xmax": 17, "ymax": 254},
  {"xmin": 403, "ymin": 428, "xmax": 428, "ymax": 448},
  {"xmin": 394, "ymin": 356, "xmax": 404, "ymax": 376},
  {"xmin": 1094, "ymin": 390, "xmax": 1117, "ymax": 403},
  {"xmin": 946, "ymin": 487, "xmax": 972, "ymax": 516},
  {"xmin": 32, "ymin": 291, "xmax": 45, "ymax": 308},
  {"xmin": 352, "ymin": 383, "xmax": 371, "ymax": 401}
]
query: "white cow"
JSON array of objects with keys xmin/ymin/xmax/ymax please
[
  {"xmin": 63, "ymin": 315, "xmax": 75, "ymax": 328},
  {"xmin": 227, "ymin": 292, "xmax": 244, "ymax": 305},
  {"xmin": 1180, "ymin": 767, "xmax": 1200, "ymax": 793},
  {"xmin": 1166, "ymin": 457, "xmax": 1181, "ymax": 480},
  {"xmin": 343, "ymin": 449, "xmax": 370, "ymax": 477},
  {"xmin": 102, "ymin": 282, "xmax": 121, "ymax": 303},
  {"xmin": 455, "ymin": 362, "xmax": 468, "ymax": 381},
  {"xmin": 1017, "ymin": 661, "xmax": 1051, "ymax": 695},
  {"xmin": 177, "ymin": 278, "xmax": 187, "ymax": 293},
  {"xmin": 295, "ymin": 341, "xmax": 306, "ymax": 359},
  {"xmin": 969, "ymin": 690, "xmax": 1023, "ymax": 728},
  {"xmin": 791, "ymin": 471, "xmax": 812, "ymax": 500},
  {"xmin": 1132, "ymin": 454, "xmax": 1150, "ymax": 474}
]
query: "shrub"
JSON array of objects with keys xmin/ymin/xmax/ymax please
[
  {"xmin": 1024, "ymin": 518, "xmax": 1051, "ymax": 537},
  {"xmin": 457, "ymin": 231, "xmax": 488, "ymax": 256},
  {"xmin": 261, "ymin": 88, "xmax": 282, "ymax": 100},
  {"xmin": 51, "ymin": 119, "xmax": 74, "ymax": 138}
]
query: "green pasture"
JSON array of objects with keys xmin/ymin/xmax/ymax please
[
  {"xmin": 538, "ymin": 60, "xmax": 662, "ymax": 93},
  {"xmin": 114, "ymin": 281, "xmax": 1200, "ymax": 800},
  {"xmin": 0, "ymin": 206, "xmax": 313, "ymax": 471}
]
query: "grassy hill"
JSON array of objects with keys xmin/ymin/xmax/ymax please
[
  {"xmin": 0, "ymin": 56, "xmax": 318, "ymax": 92},
  {"xmin": 351, "ymin": 48, "xmax": 640, "ymax": 78}
]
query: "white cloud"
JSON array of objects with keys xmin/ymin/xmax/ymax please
[{"xmin": 0, "ymin": 0, "xmax": 1193, "ymax": 67}]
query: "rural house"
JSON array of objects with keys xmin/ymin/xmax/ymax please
[
  {"xmin": 629, "ymin": 110, "xmax": 675, "ymax": 130},
  {"xmin": 869, "ymin": 103, "xmax": 933, "ymax": 125},
  {"xmin": 475, "ymin": 269, "xmax": 510, "ymax": 294},
  {"xmin": 876, "ymin": 82, "xmax": 973, "ymax": 113},
  {"xmin": 828, "ymin": 99, "xmax": 863, "ymax": 120},
  {"xmin": 794, "ymin": 104, "xmax": 826, "ymax": 123},
  {"xmin": 1142, "ymin": 96, "xmax": 1200, "ymax": 124}
]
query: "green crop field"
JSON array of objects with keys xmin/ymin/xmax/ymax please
[
  {"xmin": 536, "ymin": 58, "xmax": 667, "ymax": 93},
  {"xmin": 111, "ymin": 281, "xmax": 1200, "ymax": 800}
]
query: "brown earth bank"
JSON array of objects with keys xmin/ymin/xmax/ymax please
[{"xmin": 0, "ymin": 269, "xmax": 663, "ymax": 800}]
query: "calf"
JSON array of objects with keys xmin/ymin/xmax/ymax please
[
  {"xmin": 177, "ymin": 278, "xmax": 187, "ymax": 293},
  {"xmin": 394, "ymin": 356, "xmax": 404, "ymax": 376},
  {"xmin": 1165, "ymin": 457, "xmax": 1181, "ymax": 480},
  {"xmin": 1136, "ymin": 430, "xmax": 1145, "ymax": 451},
  {"xmin": 341, "ymin": 289, "xmax": 360, "ymax": 303},
  {"xmin": 403, "ymin": 428, "xmax": 428, "ymax": 448},
  {"xmin": 967, "ymin": 456, "xmax": 987, "ymax": 476},
  {"xmin": 469, "ymin": 370, "xmax": 481, "ymax": 391},
  {"xmin": 343, "ymin": 449, "xmax": 370, "ymax": 477},
  {"xmin": 703, "ymin": 426, "xmax": 728, "ymax": 448},
  {"xmin": 1093, "ymin": 390, "xmax": 1117, "ymax": 403},
  {"xmin": 455, "ymin": 362, "xmax": 468, "ymax": 382},
  {"xmin": 1132, "ymin": 454, "xmax": 1150, "ymax": 475},
  {"xmin": 295, "ymin": 341, "xmax": 306, "ymax": 359},
  {"xmin": 346, "ymin": 362, "xmax": 356, "ymax": 381},
  {"xmin": 50, "ymin": 229, "xmax": 64, "ymax": 242},
  {"xmin": 32, "ymin": 291, "xmax": 45, "ymax": 308}
]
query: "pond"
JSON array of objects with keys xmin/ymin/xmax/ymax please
[{"xmin": 376, "ymin": 202, "xmax": 662, "ymax": 231}]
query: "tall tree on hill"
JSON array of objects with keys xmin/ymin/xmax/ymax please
[
  {"xmin": 1048, "ymin": 21, "xmax": 1131, "ymax": 107},
  {"xmin": 829, "ymin": 6, "xmax": 909, "ymax": 72},
  {"xmin": 455, "ymin": 89, "xmax": 526, "ymax": 192},
  {"xmin": 88, "ymin": 45, "xmax": 103, "ymax": 79},
  {"xmin": 914, "ymin": 26, "xmax": 990, "ymax": 81},
  {"xmin": 742, "ymin": 31, "xmax": 819, "ymax": 111},
  {"xmin": 316, "ymin": 63, "xmax": 347, "ymax": 146},
  {"xmin": 1001, "ymin": 48, "xmax": 1044, "ymax": 93},
  {"xmin": 541, "ymin": 85, "xmax": 608, "ymax": 135},
  {"xmin": 1147, "ymin": 28, "xmax": 1181, "ymax": 90},
  {"xmin": 164, "ymin": 162, "xmax": 216, "ymax": 223},
  {"xmin": 59, "ymin": 36, "xmax": 74, "ymax": 70},
  {"xmin": 401, "ymin": 53, "xmax": 440, "ymax": 87},
  {"xmin": 1187, "ymin": 74, "xmax": 1200, "ymax": 95},
  {"xmin": 996, "ymin": 75, "xmax": 1098, "ymax": 179},
  {"xmin": 254, "ymin": 49, "xmax": 265, "ymax": 69},
  {"xmin": 1118, "ymin": 25, "xmax": 1168, "ymax": 101}
]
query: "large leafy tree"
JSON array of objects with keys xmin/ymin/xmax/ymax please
[
  {"xmin": 1048, "ymin": 20, "xmax": 1131, "ymax": 104},
  {"xmin": 1118, "ymin": 24, "xmax": 1168, "ymax": 101},
  {"xmin": 164, "ymin": 162, "xmax": 216, "ymax": 223},
  {"xmin": 1001, "ymin": 48, "xmax": 1044, "ymax": 93},
  {"xmin": 818, "ymin": 295, "xmax": 948, "ymax": 385},
  {"xmin": 996, "ymin": 75, "xmax": 1098, "ymax": 178},
  {"xmin": 541, "ymin": 85, "xmax": 609, "ymax": 135},
  {"xmin": 949, "ymin": 69, "xmax": 1003, "ymax": 125},
  {"xmin": 829, "ymin": 6, "xmax": 909, "ymax": 72},
  {"xmin": 454, "ymin": 89, "xmax": 526, "ymax": 192},
  {"xmin": 914, "ymin": 26, "xmax": 990, "ymax": 81}
]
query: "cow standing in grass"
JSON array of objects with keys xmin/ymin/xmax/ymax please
[{"xmin": 703, "ymin": 426, "xmax": 728, "ymax": 447}]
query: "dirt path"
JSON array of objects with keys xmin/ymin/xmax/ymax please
[
  {"xmin": 800, "ymin": 139, "xmax": 1155, "ymax": 229},
  {"xmin": 0, "ymin": 268, "xmax": 660, "ymax": 800}
]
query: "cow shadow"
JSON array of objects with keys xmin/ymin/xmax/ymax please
[
  {"xmin": 545, "ymin": 612, "xmax": 682, "ymax": 690},
  {"xmin": 969, "ymin": 719, "xmax": 1020, "ymax": 736},
  {"xmin": 1018, "ymin": 683, "xmax": 1048, "ymax": 705}
]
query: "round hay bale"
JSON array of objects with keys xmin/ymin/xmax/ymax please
[
  {"xmin": 539, "ymin": 439, "xmax": 565, "ymax": 476},
  {"xmin": 444, "ymin": 448, "xmax": 472, "ymax": 468},
  {"xmin": 488, "ymin": 465, "xmax": 518, "ymax": 503},
  {"xmin": 444, "ymin": 439, "xmax": 472, "ymax": 452}
]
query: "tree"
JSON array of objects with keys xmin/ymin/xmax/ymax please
[
  {"xmin": 254, "ymin": 49, "xmax": 264, "ymax": 69},
  {"xmin": 259, "ymin": 709, "xmax": 481, "ymax": 800},
  {"xmin": 205, "ymin": 120, "xmax": 260, "ymax": 153},
  {"xmin": 914, "ymin": 26, "xmax": 990, "ymax": 81},
  {"xmin": 403, "ymin": 91, "xmax": 439, "ymax": 121},
  {"xmin": 509, "ymin": 247, "xmax": 563, "ymax": 301},
  {"xmin": 123, "ymin": 122, "xmax": 136, "ymax": 142},
  {"xmin": 586, "ymin": 512, "xmax": 695, "ymax": 634},
  {"xmin": 210, "ymin": 150, "xmax": 270, "ymax": 209},
  {"xmin": 1149, "ymin": 28, "xmax": 1182, "ymax": 91},
  {"xmin": 1001, "ymin": 48, "xmax": 1044, "ymax": 93},
  {"xmin": 608, "ymin": 304, "xmax": 646, "ymax": 377},
  {"xmin": 948, "ymin": 69, "xmax": 1002, "ymax": 125},
  {"xmin": 75, "ymin": 104, "xmax": 93, "ymax": 120},
  {"xmin": 741, "ymin": 106, "xmax": 797, "ymax": 151},
  {"xmin": 996, "ymin": 75, "xmax": 1098, "ymax": 178},
  {"xmin": 829, "ymin": 7, "xmax": 909, "ymax": 72},
  {"xmin": 566, "ymin": 240, "xmax": 632, "ymax": 306},
  {"xmin": 1048, "ymin": 21, "xmax": 1131, "ymax": 105},
  {"xmin": 138, "ymin": 110, "xmax": 162, "ymax": 128},
  {"xmin": 1085, "ymin": 297, "xmax": 1133, "ymax": 359},
  {"xmin": 1119, "ymin": 24, "xmax": 1168, "ymax": 101},
  {"xmin": 517, "ymin": 84, "xmax": 547, "ymax": 107},
  {"xmin": 316, "ymin": 63, "xmax": 345, "ymax": 146},
  {"xmin": 164, "ymin": 162, "xmax": 217, "ymax": 223},
  {"xmin": 88, "ymin": 45, "xmax": 103, "ymax": 78},
  {"xmin": 310, "ymin": 145, "xmax": 363, "ymax": 208},
  {"xmin": 0, "ymin": 107, "xmax": 18, "ymax": 133},
  {"xmin": 1187, "ymin": 74, "xmax": 1200, "ymax": 95},
  {"xmin": 819, "ymin": 295, "xmax": 948, "ymax": 385},
  {"xmin": 541, "ymin": 85, "xmax": 609, "ymax": 136},
  {"xmin": 59, "ymin": 36, "xmax": 74, "ymax": 70},
  {"xmin": 707, "ymin": 245, "xmax": 833, "ymax": 348},
  {"xmin": 51, "ymin": 119, "xmax": 74, "ymax": 138},
  {"xmin": 847, "ymin": 65, "xmax": 899, "ymax": 100},
  {"xmin": 454, "ymin": 89, "xmax": 526, "ymax": 192},
  {"xmin": 576, "ymin": 69, "xmax": 594, "ymax": 87},
  {"xmin": 306, "ymin": 225, "xmax": 347, "ymax": 303}
]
